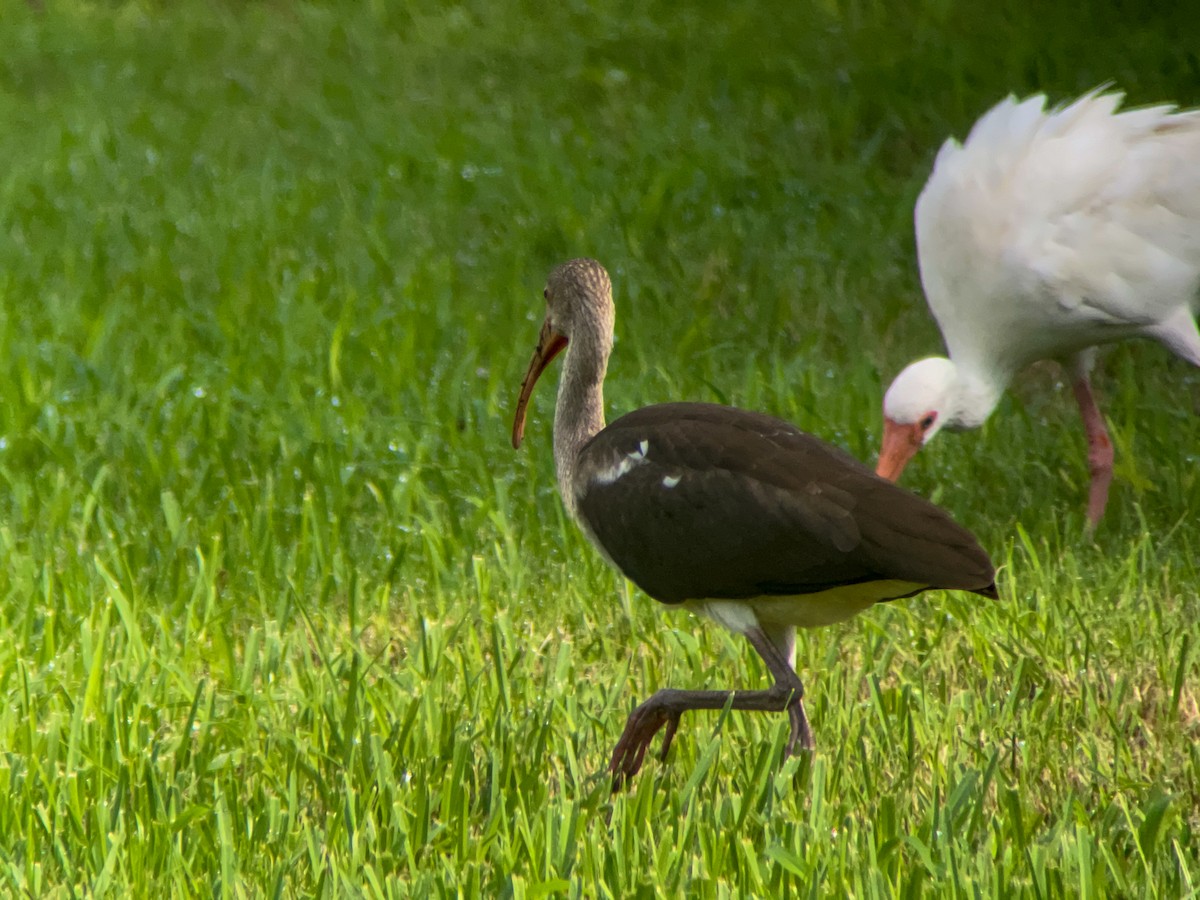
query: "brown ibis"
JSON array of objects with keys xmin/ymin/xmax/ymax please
[
  {"xmin": 879, "ymin": 90, "xmax": 1200, "ymax": 528},
  {"xmin": 512, "ymin": 258, "xmax": 997, "ymax": 786}
]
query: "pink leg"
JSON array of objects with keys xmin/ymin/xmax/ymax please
[{"xmin": 1071, "ymin": 375, "xmax": 1113, "ymax": 529}]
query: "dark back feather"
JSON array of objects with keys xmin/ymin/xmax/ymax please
[{"xmin": 575, "ymin": 403, "xmax": 996, "ymax": 605}]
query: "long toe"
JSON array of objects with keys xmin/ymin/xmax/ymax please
[
  {"xmin": 658, "ymin": 712, "xmax": 682, "ymax": 762},
  {"xmin": 784, "ymin": 697, "xmax": 815, "ymax": 756},
  {"xmin": 608, "ymin": 705, "xmax": 673, "ymax": 789}
]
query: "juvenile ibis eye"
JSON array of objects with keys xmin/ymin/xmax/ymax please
[
  {"xmin": 919, "ymin": 413, "xmax": 937, "ymax": 431},
  {"xmin": 543, "ymin": 288, "xmax": 549, "ymax": 300}
]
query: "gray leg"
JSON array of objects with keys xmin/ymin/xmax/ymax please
[
  {"xmin": 750, "ymin": 624, "xmax": 813, "ymax": 757},
  {"xmin": 607, "ymin": 625, "xmax": 812, "ymax": 788}
]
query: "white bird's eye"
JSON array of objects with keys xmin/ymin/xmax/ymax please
[{"xmin": 919, "ymin": 413, "xmax": 937, "ymax": 431}]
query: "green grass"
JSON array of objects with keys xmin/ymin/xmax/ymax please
[{"xmin": 0, "ymin": 0, "xmax": 1198, "ymax": 895}]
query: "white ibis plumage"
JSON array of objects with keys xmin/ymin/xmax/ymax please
[
  {"xmin": 513, "ymin": 258, "xmax": 997, "ymax": 786},
  {"xmin": 878, "ymin": 90, "xmax": 1200, "ymax": 527}
]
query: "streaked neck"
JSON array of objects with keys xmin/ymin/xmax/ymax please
[{"xmin": 553, "ymin": 339, "xmax": 608, "ymax": 516}]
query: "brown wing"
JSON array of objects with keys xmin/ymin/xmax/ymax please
[{"xmin": 575, "ymin": 402, "xmax": 996, "ymax": 605}]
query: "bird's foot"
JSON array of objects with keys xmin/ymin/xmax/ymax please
[
  {"xmin": 607, "ymin": 701, "xmax": 681, "ymax": 790},
  {"xmin": 784, "ymin": 695, "xmax": 816, "ymax": 758}
]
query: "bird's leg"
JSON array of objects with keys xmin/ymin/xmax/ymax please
[
  {"xmin": 607, "ymin": 626, "xmax": 810, "ymax": 788},
  {"xmin": 1071, "ymin": 374, "xmax": 1113, "ymax": 530},
  {"xmin": 748, "ymin": 625, "xmax": 814, "ymax": 756}
]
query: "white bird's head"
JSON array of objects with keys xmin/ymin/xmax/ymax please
[{"xmin": 876, "ymin": 357, "xmax": 959, "ymax": 481}]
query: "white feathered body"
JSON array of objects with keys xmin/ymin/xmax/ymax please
[{"xmin": 915, "ymin": 90, "xmax": 1200, "ymax": 388}]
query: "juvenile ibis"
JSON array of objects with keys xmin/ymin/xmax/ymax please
[
  {"xmin": 512, "ymin": 258, "xmax": 997, "ymax": 786},
  {"xmin": 879, "ymin": 90, "xmax": 1200, "ymax": 527}
]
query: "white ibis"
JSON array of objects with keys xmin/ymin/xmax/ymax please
[
  {"xmin": 878, "ymin": 90, "xmax": 1200, "ymax": 527},
  {"xmin": 512, "ymin": 258, "xmax": 996, "ymax": 787}
]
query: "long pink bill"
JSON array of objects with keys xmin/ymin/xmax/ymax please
[{"xmin": 512, "ymin": 318, "xmax": 568, "ymax": 449}]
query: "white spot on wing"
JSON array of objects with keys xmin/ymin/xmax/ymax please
[
  {"xmin": 661, "ymin": 474, "xmax": 681, "ymax": 488},
  {"xmin": 592, "ymin": 438, "xmax": 651, "ymax": 486}
]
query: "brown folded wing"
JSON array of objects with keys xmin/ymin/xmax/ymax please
[{"xmin": 575, "ymin": 402, "xmax": 996, "ymax": 605}]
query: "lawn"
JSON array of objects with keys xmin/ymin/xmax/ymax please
[{"xmin": 0, "ymin": 0, "xmax": 1198, "ymax": 896}]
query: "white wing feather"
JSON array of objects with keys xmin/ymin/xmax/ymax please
[{"xmin": 916, "ymin": 90, "xmax": 1200, "ymax": 371}]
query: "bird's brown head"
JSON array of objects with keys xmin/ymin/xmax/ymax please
[{"xmin": 512, "ymin": 258, "xmax": 614, "ymax": 449}]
